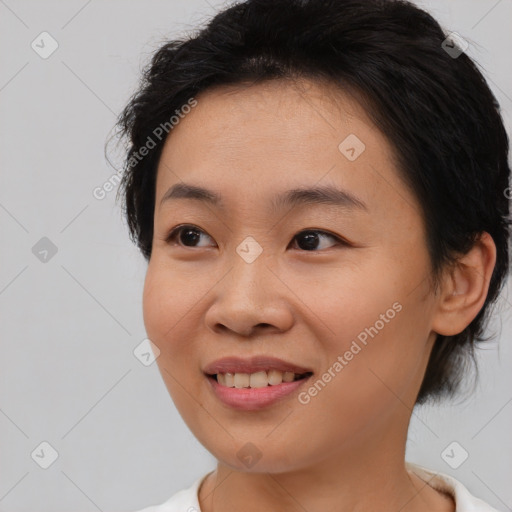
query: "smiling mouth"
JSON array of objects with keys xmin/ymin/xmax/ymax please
[{"xmin": 207, "ymin": 370, "xmax": 314, "ymax": 388}]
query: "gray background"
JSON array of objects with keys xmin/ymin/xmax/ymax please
[{"xmin": 0, "ymin": 1, "xmax": 511, "ymax": 511}]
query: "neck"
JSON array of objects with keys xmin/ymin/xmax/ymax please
[{"xmin": 198, "ymin": 412, "xmax": 454, "ymax": 512}]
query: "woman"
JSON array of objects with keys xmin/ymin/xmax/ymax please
[{"xmin": 113, "ymin": 0, "xmax": 510, "ymax": 510}]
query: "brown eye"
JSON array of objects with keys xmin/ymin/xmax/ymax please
[
  {"xmin": 165, "ymin": 226, "xmax": 346, "ymax": 251},
  {"xmin": 165, "ymin": 225, "xmax": 215, "ymax": 248},
  {"xmin": 290, "ymin": 230, "xmax": 344, "ymax": 251}
]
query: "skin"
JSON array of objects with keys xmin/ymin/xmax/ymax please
[{"xmin": 142, "ymin": 78, "xmax": 496, "ymax": 512}]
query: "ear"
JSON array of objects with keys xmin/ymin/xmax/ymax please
[{"xmin": 431, "ymin": 232, "xmax": 497, "ymax": 337}]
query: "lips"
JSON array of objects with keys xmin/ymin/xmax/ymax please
[
  {"xmin": 203, "ymin": 355, "xmax": 313, "ymax": 376},
  {"xmin": 203, "ymin": 356, "xmax": 314, "ymax": 410}
]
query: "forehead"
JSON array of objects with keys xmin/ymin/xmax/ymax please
[
  {"xmin": 154, "ymin": 78, "xmax": 413, "ymax": 218},
  {"xmin": 179, "ymin": 78, "xmax": 374, "ymax": 147}
]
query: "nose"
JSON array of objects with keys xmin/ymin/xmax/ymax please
[{"xmin": 204, "ymin": 253, "xmax": 294, "ymax": 337}]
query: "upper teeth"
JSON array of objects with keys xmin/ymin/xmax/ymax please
[{"xmin": 216, "ymin": 370, "xmax": 302, "ymax": 388}]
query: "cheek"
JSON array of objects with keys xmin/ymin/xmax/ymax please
[
  {"xmin": 143, "ymin": 260, "xmax": 198, "ymax": 339},
  {"xmin": 300, "ymin": 266, "xmax": 430, "ymax": 410},
  {"xmin": 142, "ymin": 258, "xmax": 224, "ymax": 387},
  {"xmin": 290, "ymin": 259, "xmax": 400, "ymax": 349},
  {"xmin": 142, "ymin": 263, "xmax": 196, "ymax": 370},
  {"xmin": 142, "ymin": 263, "xmax": 204, "ymax": 411},
  {"xmin": 142, "ymin": 267, "xmax": 169, "ymax": 342},
  {"xmin": 329, "ymin": 300, "xmax": 431, "ymax": 418}
]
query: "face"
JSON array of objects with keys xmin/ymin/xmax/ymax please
[{"xmin": 143, "ymin": 78, "xmax": 439, "ymax": 473}]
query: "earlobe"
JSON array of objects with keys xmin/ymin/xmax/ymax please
[{"xmin": 431, "ymin": 232, "xmax": 497, "ymax": 337}]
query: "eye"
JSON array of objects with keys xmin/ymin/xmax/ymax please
[
  {"xmin": 165, "ymin": 225, "xmax": 347, "ymax": 251},
  {"xmin": 290, "ymin": 229, "xmax": 345, "ymax": 251},
  {"xmin": 165, "ymin": 224, "xmax": 215, "ymax": 248}
]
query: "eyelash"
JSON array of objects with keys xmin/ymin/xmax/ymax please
[{"xmin": 164, "ymin": 224, "xmax": 348, "ymax": 251}]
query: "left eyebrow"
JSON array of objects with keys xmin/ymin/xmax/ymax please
[
  {"xmin": 159, "ymin": 182, "xmax": 368, "ymax": 213},
  {"xmin": 271, "ymin": 184, "xmax": 368, "ymax": 213}
]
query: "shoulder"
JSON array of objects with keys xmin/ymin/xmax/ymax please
[
  {"xmin": 130, "ymin": 472, "xmax": 211, "ymax": 512},
  {"xmin": 406, "ymin": 461, "xmax": 501, "ymax": 512}
]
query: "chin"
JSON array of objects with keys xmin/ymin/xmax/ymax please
[{"xmin": 200, "ymin": 437, "xmax": 311, "ymax": 474}]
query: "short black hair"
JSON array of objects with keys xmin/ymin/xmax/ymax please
[{"xmin": 111, "ymin": 0, "xmax": 511, "ymax": 404}]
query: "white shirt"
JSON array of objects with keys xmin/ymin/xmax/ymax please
[{"xmin": 133, "ymin": 462, "xmax": 501, "ymax": 512}]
